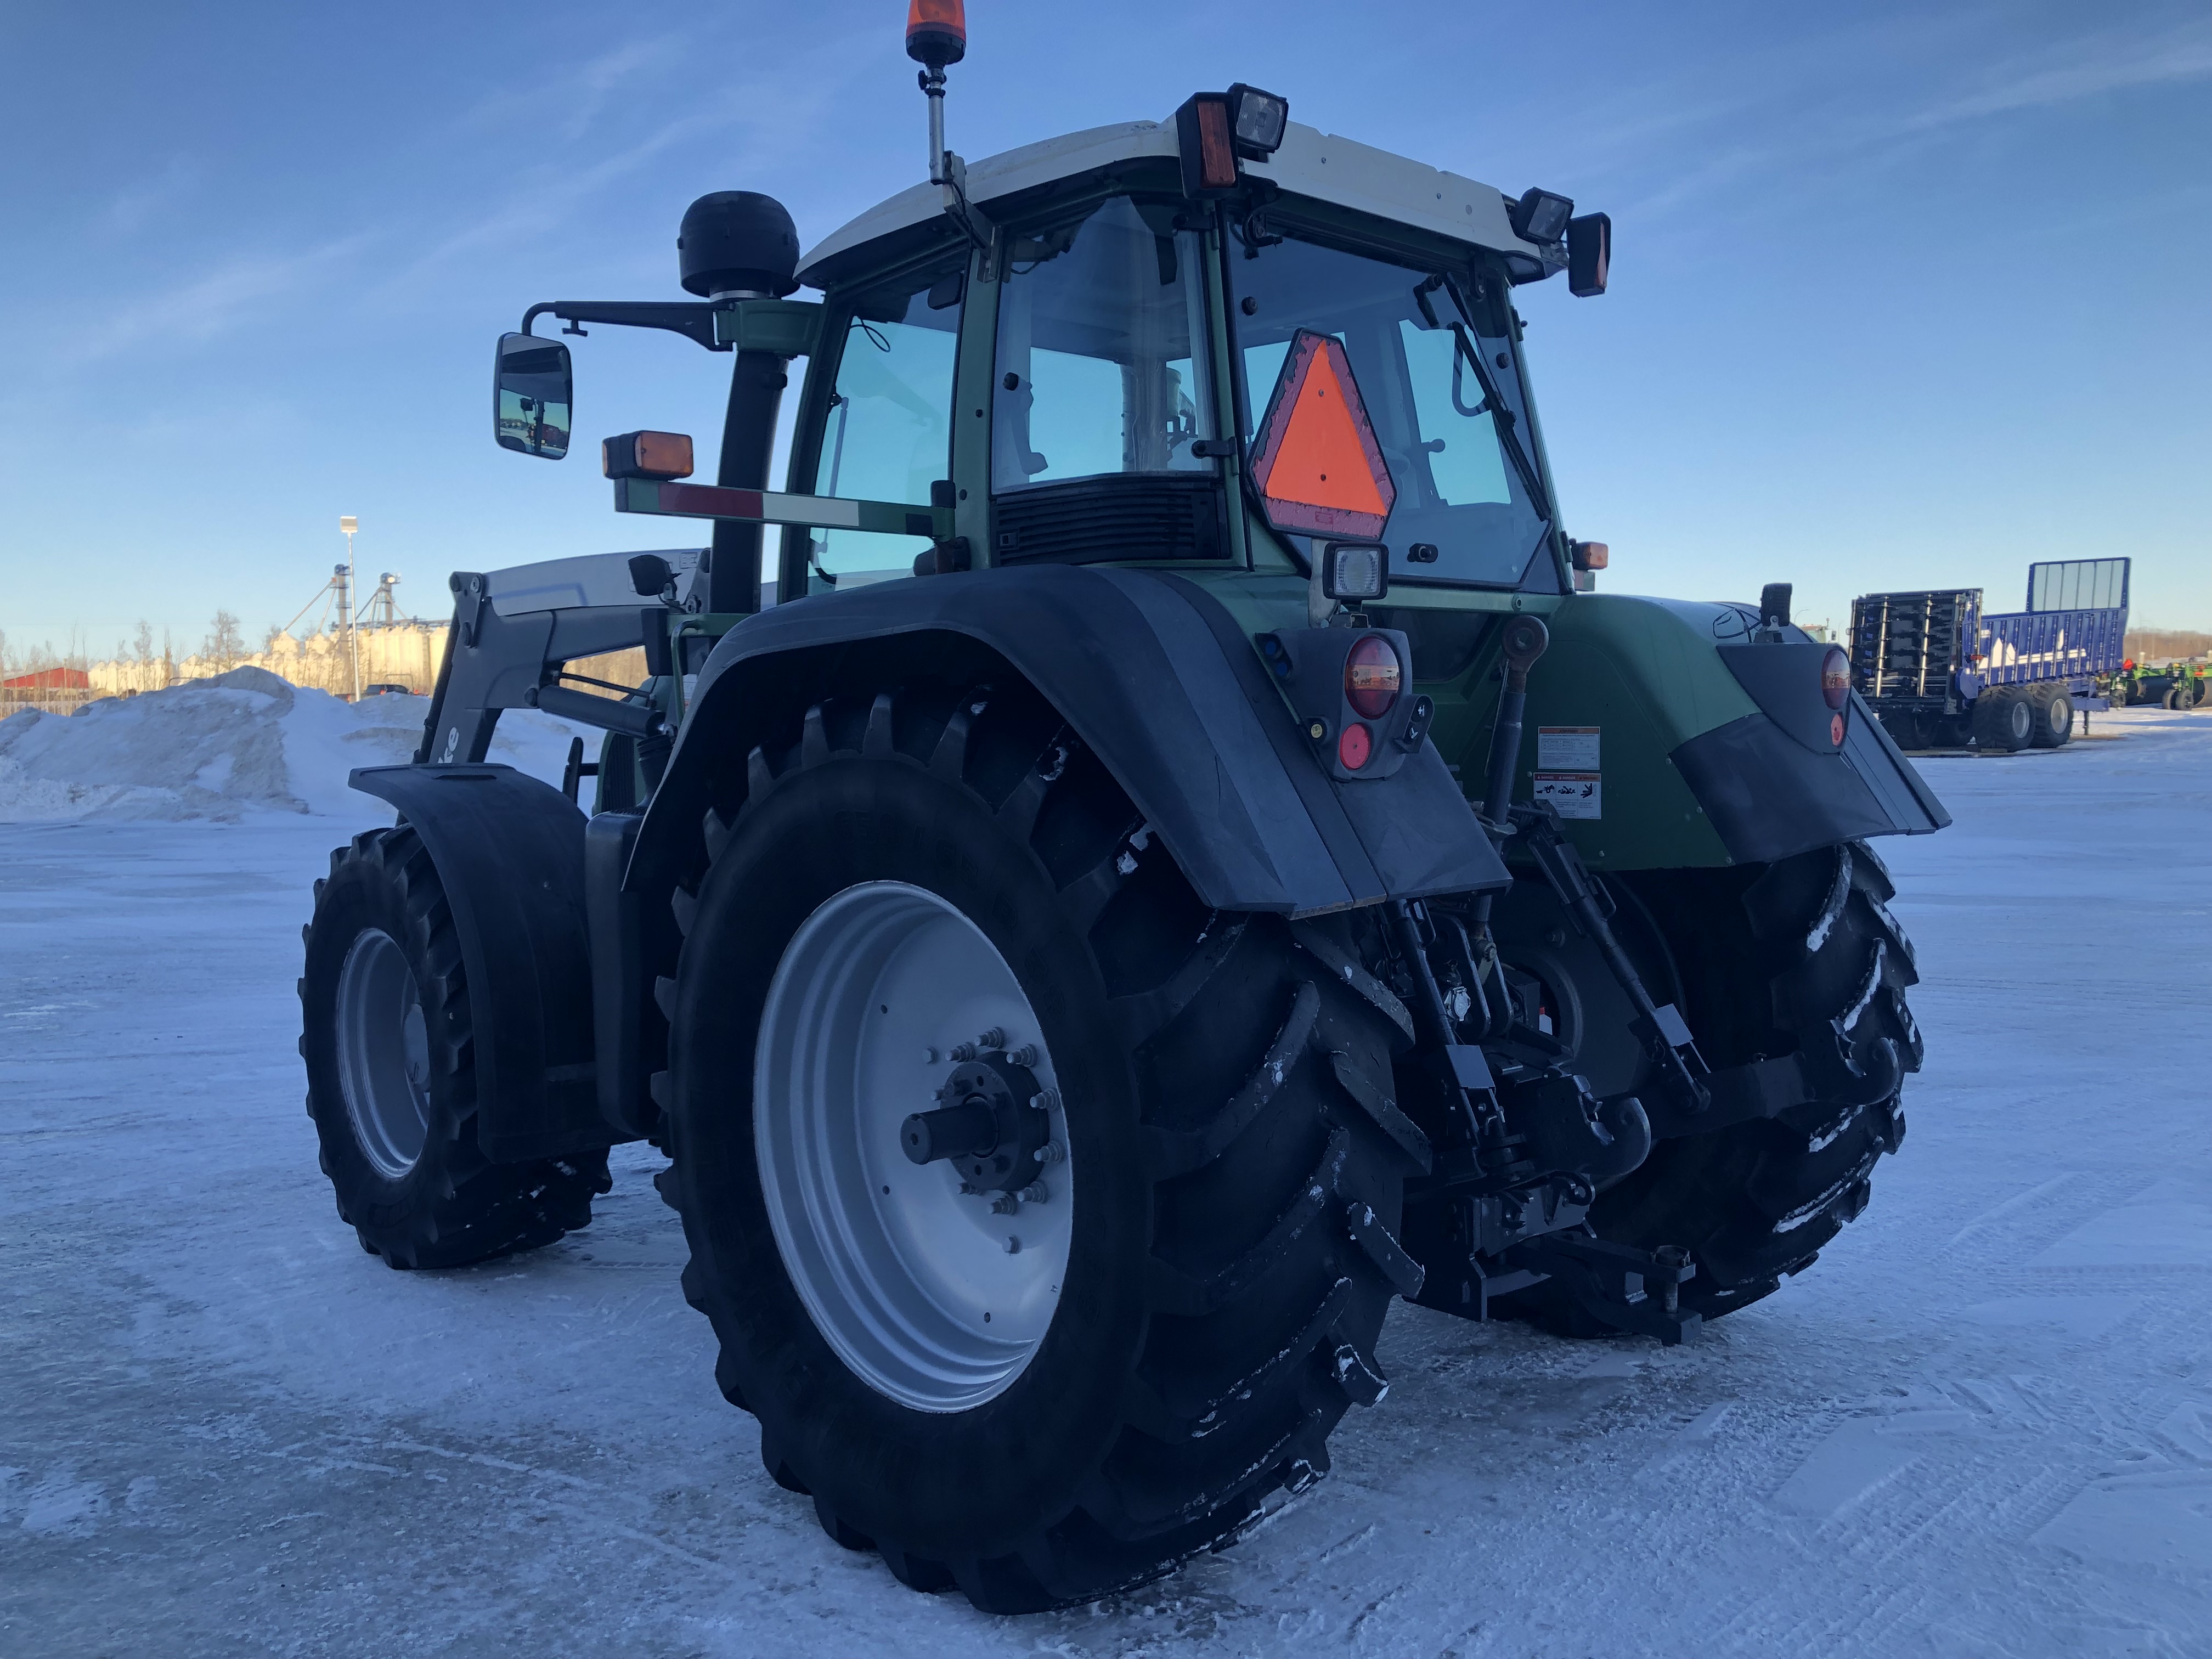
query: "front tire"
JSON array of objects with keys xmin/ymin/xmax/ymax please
[
  {"xmin": 660, "ymin": 685, "xmax": 1423, "ymax": 1612},
  {"xmin": 300, "ymin": 827, "xmax": 610, "ymax": 1268}
]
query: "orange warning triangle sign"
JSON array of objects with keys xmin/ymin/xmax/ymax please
[{"xmin": 1250, "ymin": 330, "xmax": 1396, "ymax": 540}]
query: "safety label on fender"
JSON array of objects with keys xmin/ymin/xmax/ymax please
[
  {"xmin": 1533, "ymin": 772, "xmax": 1602, "ymax": 820},
  {"xmin": 1537, "ymin": 726, "xmax": 1600, "ymax": 770}
]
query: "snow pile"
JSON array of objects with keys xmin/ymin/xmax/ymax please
[{"xmin": 0, "ymin": 666, "xmax": 588, "ymax": 823}]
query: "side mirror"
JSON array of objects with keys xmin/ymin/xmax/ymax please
[
  {"xmin": 1567, "ymin": 213, "xmax": 1610, "ymax": 297},
  {"xmin": 494, "ymin": 332, "xmax": 572, "ymax": 459}
]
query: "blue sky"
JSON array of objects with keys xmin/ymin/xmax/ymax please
[{"xmin": 2, "ymin": 0, "xmax": 2205, "ymax": 658}]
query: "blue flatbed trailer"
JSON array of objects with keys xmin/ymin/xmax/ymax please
[{"xmin": 1849, "ymin": 557, "xmax": 2130, "ymax": 752}]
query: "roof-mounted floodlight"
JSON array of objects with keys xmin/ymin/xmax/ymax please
[
  {"xmin": 1226, "ymin": 84, "xmax": 1289, "ymax": 158},
  {"xmin": 1509, "ymin": 187, "xmax": 1575, "ymax": 245},
  {"xmin": 1179, "ymin": 85, "xmax": 1291, "ymax": 195}
]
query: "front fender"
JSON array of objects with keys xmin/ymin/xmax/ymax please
[
  {"xmin": 348, "ymin": 763, "xmax": 614, "ymax": 1161},
  {"xmin": 627, "ymin": 565, "xmax": 1509, "ymax": 916}
]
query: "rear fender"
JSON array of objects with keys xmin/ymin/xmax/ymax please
[
  {"xmin": 1453, "ymin": 594, "xmax": 1948, "ymax": 871},
  {"xmin": 625, "ymin": 563, "xmax": 1511, "ymax": 915},
  {"xmin": 348, "ymin": 763, "xmax": 619, "ymax": 1161}
]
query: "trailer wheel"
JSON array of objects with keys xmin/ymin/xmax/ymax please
[
  {"xmin": 2029, "ymin": 688, "xmax": 2073, "ymax": 748},
  {"xmin": 1971, "ymin": 688, "xmax": 2034, "ymax": 752},
  {"xmin": 1500, "ymin": 839, "xmax": 1918, "ymax": 1329},
  {"xmin": 658, "ymin": 685, "xmax": 1419, "ymax": 1612},
  {"xmin": 300, "ymin": 827, "xmax": 610, "ymax": 1268}
]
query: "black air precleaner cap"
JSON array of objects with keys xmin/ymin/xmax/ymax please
[{"xmin": 678, "ymin": 191, "xmax": 800, "ymax": 297}]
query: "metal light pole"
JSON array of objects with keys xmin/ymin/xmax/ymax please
[{"xmin": 339, "ymin": 516, "xmax": 361, "ymax": 701}]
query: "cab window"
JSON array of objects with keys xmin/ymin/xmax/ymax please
[
  {"xmin": 992, "ymin": 196, "xmax": 1216, "ymax": 494},
  {"xmin": 1232, "ymin": 235, "xmax": 1554, "ymax": 589},
  {"xmin": 808, "ymin": 267, "xmax": 962, "ymax": 585}
]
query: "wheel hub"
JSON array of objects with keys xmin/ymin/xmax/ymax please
[
  {"xmin": 902, "ymin": 1053, "xmax": 1053, "ymax": 1204},
  {"xmin": 753, "ymin": 881, "xmax": 1073, "ymax": 1413}
]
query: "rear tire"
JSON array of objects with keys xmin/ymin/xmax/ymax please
[
  {"xmin": 1972, "ymin": 689, "xmax": 2034, "ymax": 752},
  {"xmin": 659, "ymin": 683, "xmax": 1422, "ymax": 1612},
  {"xmin": 300, "ymin": 826, "xmax": 610, "ymax": 1268},
  {"xmin": 1500, "ymin": 839, "xmax": 1918, "ymax": 1328},
  {"xmin": 2029, "ymin": 688, "xmax": 2074, "ymax": 748}
]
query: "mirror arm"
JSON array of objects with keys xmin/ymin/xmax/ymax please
[{"xmin": 517, "ymin": 301, "xmax": 729, "ymax": 352}]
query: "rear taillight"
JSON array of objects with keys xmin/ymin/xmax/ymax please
[
  {"xmin": 1821, "ymin": 645, "xmax": 1851, "ymax": 710},
  {"xmin": 1345, "ymin": 635, "xmax": 1401, "ymax": 719}
]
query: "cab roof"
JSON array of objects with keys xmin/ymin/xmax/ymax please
[{"xmin": 796, "ymin": 116, "xmax": 1546, "ymax": 290}]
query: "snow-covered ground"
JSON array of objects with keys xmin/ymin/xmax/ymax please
[{"xmin": 2, "ymin": 696, "xmax": 2207, "ymax": 1658}]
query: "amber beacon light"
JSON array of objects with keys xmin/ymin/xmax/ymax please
[{"xmin": 906, "ymin": 0, "xmax": 966, "ymax": 67}]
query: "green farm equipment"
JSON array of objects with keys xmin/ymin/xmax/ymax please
[
  {"xmin": 2111, "ymin": 659, "xmax": 2208, "ymax": 709},
  {"xmin": 297, "ymin": 4, "xmax": 1948, "ymax": 1611}
]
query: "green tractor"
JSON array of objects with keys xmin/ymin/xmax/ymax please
[{"xmin": 297, "ymin": 7, "xmax": 1948, "ymax": 1613}]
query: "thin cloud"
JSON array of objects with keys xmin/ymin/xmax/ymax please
[
  {"xmin": 1600, "ymin": 12, "xmax": 2212, "ymax": 228},
  {"xmin": 1897, "ymin": 18, "xmax": 2212, "ymax": 132},
  {"xmin": 74, "ymin": 233, "xmax": 376, "ymax": 360}
]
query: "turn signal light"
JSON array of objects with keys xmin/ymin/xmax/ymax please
[
  {"xmin": 1821, "ymin": 645, "xmax": 1852, "ymax": 711},
  {"xmin": 603, "ymin": 430, "xmax": 695, "ymax": 481},
  {"xmin": 1176, "ymin": 93, "xmax": 1239, "ymax": 194},
  {"xmin": 1345, "ymin": 634, "xmax": 1401, "ymax": 718}
]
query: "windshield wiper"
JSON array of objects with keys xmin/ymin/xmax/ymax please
[{"xmin": 1414, "ymin": 276, "xmax": 1553, "ymax": 522}]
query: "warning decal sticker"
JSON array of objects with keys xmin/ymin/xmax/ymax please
[
  {"xmin": 1537, "ymin": 726, "xmax": 1599, "ymax": 770},
  {"xmin": 1533, "ymin": 772, "xmax": 1601, "ymax": 820}
]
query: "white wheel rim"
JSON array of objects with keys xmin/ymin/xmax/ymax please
[
  {"xmin": 335, "ymin": 927, "xmax": 433, "ymax": 1178},
  {"xmin": 753, "ymin": 881, "xmax": 1073, "ymax": 1413}
]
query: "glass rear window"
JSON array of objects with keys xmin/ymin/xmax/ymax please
[{"xmin": 1232, "ymin": 235, "xmax": 1553, "ymax": 588}]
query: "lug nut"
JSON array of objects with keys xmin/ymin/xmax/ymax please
[
  {"xmin": 949, "ymin": 1041, "xmax": 978, "ymax": 1062},
  {"xmin": 976, "ymin": 1028, "xmax": 1007, "ymax": 1051},
  {"xmin": 1006, "ymin": 1043, "xmax": 1039, "ymax": 1066},
  {"xmin": 1030, "ymin": 1089, "xmax": 1060, "ymax": 1113},
  {"xmin": 1017, "ymin": 1182, "xmax": 1048, "ymax": 1205},
  {"xmin": 1034, "ymin": 1141, "xmax": 1064, "ymax": 1165},
  {"xmin": 990, "ymin": 1194, "xmax": 1019, "ymax": 1215},
  {"xmin": 1004, "ymin": 1235, "xmax": 1021, "ymax": 1254}
]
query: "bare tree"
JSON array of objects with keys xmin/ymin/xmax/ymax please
[
  {"xmin": 133, "ymin": 620, "xmax": 154, "ymax": 664},
  {"xmin": 205, "ymin": 610, "xmax": 244, "ymax": 673}
]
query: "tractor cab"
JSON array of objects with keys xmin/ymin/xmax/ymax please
[
  {"xmin": 491, "ymin": 75, "xmax": 1612, "ymax": 625},
  {"xmin": 787, "ymin": 115, "xmax": 1596, "ymax": 601}
]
